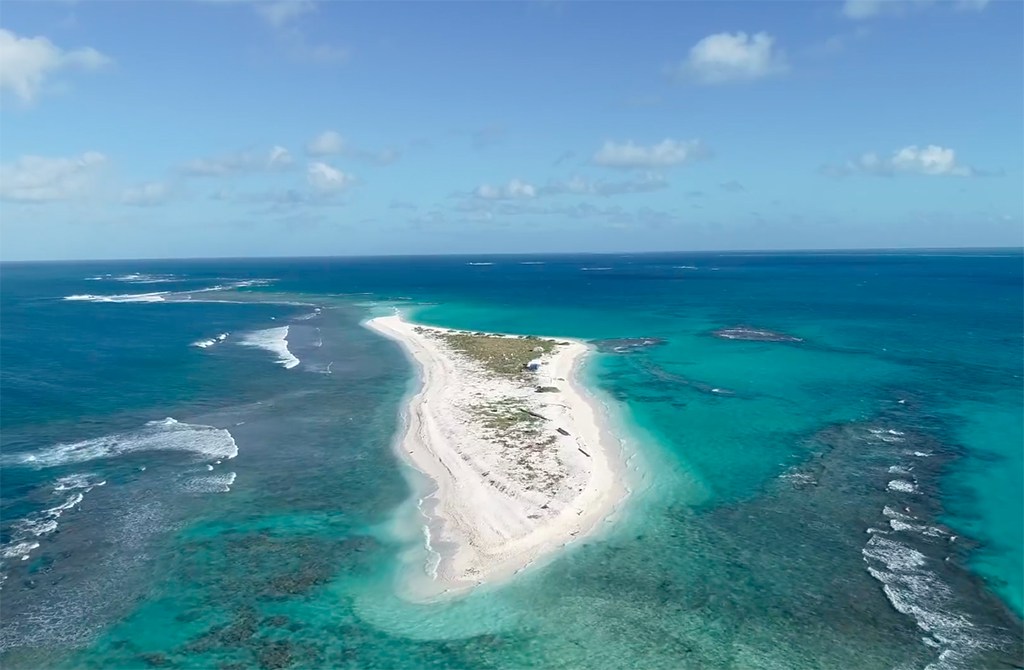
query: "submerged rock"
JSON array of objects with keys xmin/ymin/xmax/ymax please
[
  {"xmin": 592, "ymin": 337, "xmax": 667, "ymax": 353},
  {"xmin": 712, "ymin": 326, "xmax": 803, "ymax": 343}
]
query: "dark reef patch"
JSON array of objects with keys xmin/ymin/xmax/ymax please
[
  {"xmin": 592, "ymin": 337, "xmax": 667, "ymax": 354},
  {"xmin": 712, "ymin": 326, "xmax": 803, "ymax": 343}
]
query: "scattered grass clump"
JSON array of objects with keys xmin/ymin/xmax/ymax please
[{"xmin": 474, "ymin": 401, "xmax": 543, "ymax": 431}]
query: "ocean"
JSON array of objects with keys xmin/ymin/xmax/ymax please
[{"xmin": 1, "ymin": 252, "xmax": 1020, "ymax": 669}]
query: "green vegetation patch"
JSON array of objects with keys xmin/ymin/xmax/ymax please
[
  {"xmin": 430, "ymin": 331, "xmax": 557, "ymax": 376},
  {"xmin": 474, "ymin": 401, "xmax": 544, "ymax": 431}
]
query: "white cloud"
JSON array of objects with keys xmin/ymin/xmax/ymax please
[
  {"xmin": 199, "ymin": 0, "xmax": 316, "ymax": 27},
  {"xmin": 824, "ymin": 144, "xmax": 975, "ymax": 177},
  {"xmin": 0, "ymin": 152, "xmax": 107, "ymax": 203},
  {"xmin": 475, "ymin": 179, "xmax": 536, "ymax": 200},
  {"xmin": 182, "ymin": 146, "xmax": 293, "ymax": 176},
  {"xmin": 444, "ymin": 200, "xmax": 686, "ymax": 230},
  {"xmin": 307, "ymin": 161, "xmax": 352, "ymax": 194},
  {"xmin": 255, "ymin": 0, "xmax": 316, "ymax": 27},
  {"xmin": 674, "ymin": 31, "xmax": 786, "ymax": 84},
  {"xmin": 592, "ymin": 139, "xmax": 706, "ymax": 169},
  {"xmin": 541, "ymin": 173, "xmax": 669, "ymax": 196},
  {"xmin": 306, "ymin": 130, "xmax": 345, "ymax": 156},
  {"xmin": 842, "ymin": 0, "xmax": 989, "ymax": 19},
  {"xmin": 467, "ymin": 173, "xmax": 668, "ymax": 205},
  {"xmin": 842, "ymin": 0, "xmax": 887, "ymax": 18},
  {"xmin": 0, "ymin": 28, "xmax": 111, "ymax": 103},
  {"xmin": 304, "ymin": 131, "xmax": 401, "ymax": 165},
  {"xmin": 199, "ymin": 0, "xmax": 347, "ymax": 64},
  {"xmin": 121, "ymin": 181, "xmax": 172, "ymax": 206},
  {"xmin": 268, "ymin": 145, "xmax": 293, "ymax": 168},
  {"xmin": 890, "ymin": 145, "xmax": 970, "ymax": 175}
]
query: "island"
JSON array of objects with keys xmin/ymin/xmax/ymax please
[{"xmin": 365, "ymin": 313, "xmax": 628, "ymax": 598}]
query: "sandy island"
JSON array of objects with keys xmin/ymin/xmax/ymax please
[{"xmin": 365, "ymin": 313, "xmax": 628, "ymax": 597}]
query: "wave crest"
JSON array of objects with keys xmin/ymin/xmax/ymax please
[
  {"xmin": 238, "ymin": 326, "xmax": 300, "ymax": 369},
  {"xmin": 8, "ymin": 418, "xmax": 238, "ymax": 469}
]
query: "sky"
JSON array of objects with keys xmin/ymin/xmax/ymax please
[{"xmin": 0, "ymin": 0, "xmax": 1021, "ymax": 261}]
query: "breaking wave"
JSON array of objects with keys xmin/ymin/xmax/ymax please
[
  {"xmin": 7, "ymin": 418, "xmax": 238, "ymax": 469},
  {"xmin": 238, "ymin": 326, "xmax": 300, "ymax": 369},
  {"xmin": 192, "ymin": 333, "xmax": 229, "ymax": 348},
  {"xmin": 64, "ymin": 292, "xmax": 168, "ymax": 303},
  {"xmin": 84, "ymin": 273, "xmax": 180, "ymax": 283},
  {"xmin": 181, "ymin": 471, "xmax": 237, "ymax": 494}
]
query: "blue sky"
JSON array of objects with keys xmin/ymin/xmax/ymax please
[{"xmin": 0, "ymin": 0, "xmax": 1021, "ymax": 260}]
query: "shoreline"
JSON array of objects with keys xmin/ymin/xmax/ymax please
[{"xmin": 365, "ymin": 313, "xmax": 630, "ymax": 599}]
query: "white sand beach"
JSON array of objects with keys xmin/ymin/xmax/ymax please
[{"xmin": 365, "ymin": 313, "xmax": 628, "ymax": 598}]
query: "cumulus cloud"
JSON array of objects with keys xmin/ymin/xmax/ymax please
[
  {"xmin": 842, "ymin": 0, "xmax": 989, "ymax": 19},
  {"xmin": 255, "ymin": 0, "xmax": 316, "ymax": 27},
  {"xmin": 0, "ymin": 28, "xmax": 112, "ymax": 103},
  {"xmin": 822, "ymin": 144, "xmax": 976, "ymax": 177},
  {"xmin": 541, "ymin": 173, "xmax": 669, "ymax": 196},
  {"xmin": 201, "ymin": 0, "xmax": 348, "ymax": 64},
  {"xmin": 182, "ymin": 146, "xmax": 293, "ymax": 176},
  {"xmin": 592, "ymin": 139, "xmax": 707, "ymax": 169},
  {"xmin": 466, "ymin": 173, "xmax": 669, "ymax": 206},
  {"xmin": 268, "ymin": 145, "xmax": 293, "ymax": 168},
  {"xmin": 307, "ymin": 161, "xmax": 352, "ymax": 194},
  {"xmin": 305, "ymin": 130, "xmax": 401, "ymax": 165},
  {"xmin": 446, "ymin": 200, "xmax": 685, "ymax": 230},
  {"xmin": 475, "ymin": 178, "xmax": 537, "ymax": 200},
  {"xmin": 306, "ymin": 130, "xmax": 345, "ymax": 156},
  {"xmin": 0, "ymin": 151, "xmax": 107, "ymax": 203},
  {"xmin": 673, "ymin": 31, "xmax": 786, "ymax": 84},
  {"xmin": 121, "ymin": 181, "xmax": 172, "ymax": 206}
]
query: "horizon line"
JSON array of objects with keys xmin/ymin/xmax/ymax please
[{"xmin": 2, "ymin": 245, "xmax": 1022, "ymax": 265}]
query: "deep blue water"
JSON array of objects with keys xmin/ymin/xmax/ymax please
[{"xmin": 1, "ymin": 252, "xmax": 1021, "ymax": 669}]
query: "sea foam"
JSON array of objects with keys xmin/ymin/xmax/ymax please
[
  {"xmin": 1, "ymin": 478, "xmax": 104, "ymax": 571},
  {"xmin": 887, "ymin": 479, "xmax": 918, "ymax": 493},
  {"xmin": 85, "ymin": 273, "xmax": 178, "ymax": 283},
  {"xmin": 9, "ymin": 418, "xmax": 238, "ymax": 468},
  {"xmin": 182, "ymin": 471, "xmax": 237, "ymax": 494},
  {"xmin": 863, "ymin": 534, "xmax": 986, "ymax": 669},
  {"xmin": 238, "ymin": 326, "xmax": 300, "ymax": 369},
  {"xmin": 192, "ymin": 333, "xmax": 229, "ymax": 348},
  {"xmin": 64, "ymin": 292, "xmax": 168, "ymax": 303},
  {"xmin": 113, "ymin": 273, "xmax": 178, "ymax": 283},
  {"xmin": 53, "ymin": 473, "xmax": 106, "ymax": 492},
  {"xmin": 2, "ymin": 542, "xmax": 40, "ymax": 561}
]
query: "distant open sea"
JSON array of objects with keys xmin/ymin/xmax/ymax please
[{"xmin": 1, "ymin": 251, "xmax": 1021, "ymax": 669}]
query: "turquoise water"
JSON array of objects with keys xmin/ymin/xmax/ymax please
[{"xmin": 1, "ymin": 253, "xmax": 1020, "ymax": 669}]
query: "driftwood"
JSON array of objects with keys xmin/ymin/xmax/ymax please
[
  {"xmin": 577, "ymin": 447, "xmax": 591, "ymax": 457},
  {"xmin": 557, "ymin": 427, "xmax": 570, "ymax": 436}
]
